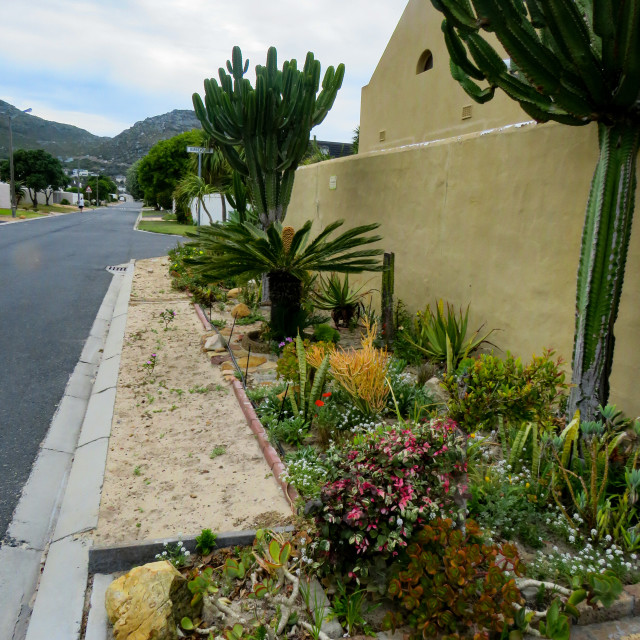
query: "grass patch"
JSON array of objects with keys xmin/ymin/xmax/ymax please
[
  {"xmin": 0, "ymin": 208, "xmax": 46, "ymax": 219},
  {"xmin": 138, "ymin": 220, "xmax": 194, "ymax": 237}
]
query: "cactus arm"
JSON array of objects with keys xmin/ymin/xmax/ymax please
[
  {"xmin": 567, "ymin": 123, "xmax": 640, "ymax": 419},
  {"xmin": 442, "ymin": 20, "xmax": 485, "ymax": 80},
  {"xmin": 539, "ymin": 0, "xmax": 605, "ymax": 102}
]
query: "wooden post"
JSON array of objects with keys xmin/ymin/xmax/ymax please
[{"xmin": 381, "ymin": 252, "xmax": 395, "ymax": 346}]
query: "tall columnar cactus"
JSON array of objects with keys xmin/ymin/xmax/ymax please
[
  {"xmin": 431, "ymin": 0, "xmax": 640, "ymax": 420},
  {"xmin": 193, "ymin": 46, "xmax": 345, "ymax": 229}
]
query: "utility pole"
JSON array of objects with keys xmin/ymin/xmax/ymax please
[
  {"xmin": 3, "ymin": 107, "xmax": 32, "ymax": 217},
  {"xmin": 96, "ymin": 174, "xmax": 99, "ymax": 208}
]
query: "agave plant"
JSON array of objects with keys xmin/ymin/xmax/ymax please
[
  {"xmin": 402, "ymin": 300, "xmax": 495, "ymax": 372},
  {"xmin": 312, "ymin": 273, "xmax": 372, "ymax": 328},
  {"xmin": 185, "ymin": 219, "xmax": 384, "ymax": 339},
  {"xmin": 430, "ymin": 0, "xmax": 640, "ymax": 420}
]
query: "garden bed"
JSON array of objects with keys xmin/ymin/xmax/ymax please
[{"xmin": 93, "ymin": 257, "xmax": 292, "ymax": 546}]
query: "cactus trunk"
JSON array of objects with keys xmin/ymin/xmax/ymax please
[{"xmin": 567, "ymin": 122, "xmax": 640, "ymax": 421}]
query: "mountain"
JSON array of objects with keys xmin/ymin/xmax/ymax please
[
  {"xmin": 0, "ymin": 100, "xmax": 107, "ymax": 161},
  {"xmin": 0, "ymin": 101, "xmax": 201, "ymax": 175},
  {"xmin": 93, "ymin": 110, "xmax": 201, "ymax": 174}
]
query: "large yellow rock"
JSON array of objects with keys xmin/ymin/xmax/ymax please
[
  {"xmin": 105, "ymin": 561, "xmax": 197, "ymax": 640},
  {"xmin": 227, "ymin": 287, "xmax": 242, "ymax": 299},
  {"xmin": 231, "ymin": 303, "xmax": 251, "ymax": 319}
]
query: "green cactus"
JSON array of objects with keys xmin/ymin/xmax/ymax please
[
  {"xmin": 431, "ymin": 0, "xmax": 640, "ymax": 421},
  {"xmin": 193, "ymin": 46, "xmax": 345, "ymax": 229}
]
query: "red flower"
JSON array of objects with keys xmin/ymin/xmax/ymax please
[
  {"xmin": 322, "ymin": 392, "xmax": 332, "ymax": 398},
  {"xmin": 315, "ymin": 400, "xmax": 324, "ymax": 407}
]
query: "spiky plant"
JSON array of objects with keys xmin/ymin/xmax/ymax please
[
  {"xmin": 193, "ymin": 46, "xmax": 344, "ymax": 229},
  {"xmin": 431, "ymin": 0, "xmax": 640, "ymax": 420},
  {"xmin": 185, "ymin": 219, "xmax": 384, "ymax": 339}
]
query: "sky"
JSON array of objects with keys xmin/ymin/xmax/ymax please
[{"xmin": 0, "ymin": 0, "xmax": 408, "ymax": 142}]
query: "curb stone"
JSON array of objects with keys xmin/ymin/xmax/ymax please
[{"xmin": 192, "ymin": 303, "xmax": 299, "ymax": 507}]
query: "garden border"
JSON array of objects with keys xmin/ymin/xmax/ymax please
[{"xmin": 193, "ymin": 303, "xmax": 299, "ymax": 509}]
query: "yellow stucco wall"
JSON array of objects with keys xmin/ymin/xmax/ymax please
[
  {"xmin": 360, "ymin": 0, "xmax": 527, "ymax": 154},
  {"xmin": 287, "ymin": 121, "xmax": 640, "ymax": 416}
]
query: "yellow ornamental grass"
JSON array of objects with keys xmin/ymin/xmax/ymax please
[
  {"xmin": 281, "ymin": 226, "xmax": 295, "ymax": 255},
  {"xmin": 319, "ymin": 320, "xmax": 390, "ymax": 416}
]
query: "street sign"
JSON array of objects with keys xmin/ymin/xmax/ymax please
[
  {"xmin": 85, "ymin": 186, "xmax": 92, "ymax": 193},
  {"xmin": 186, "ymin": 146, "xmax": 214, "ymax": 154}
]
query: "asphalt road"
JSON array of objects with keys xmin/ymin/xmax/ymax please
[{"xmin": 0, "ymin": 204, "xmax": 180, "ymax": 538}]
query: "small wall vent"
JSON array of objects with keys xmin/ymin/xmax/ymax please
[
  {"xmin": 461, "ymin": 105, "xmax": 473, "ymax": 119},
  {"xmin": 379, "ymin": 130, "xmax": 386, "ymax": 142}
]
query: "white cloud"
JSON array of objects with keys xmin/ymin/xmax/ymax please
[{"xmin": 0, "ymin": 0, "xmax": 408, "ymax": 140}]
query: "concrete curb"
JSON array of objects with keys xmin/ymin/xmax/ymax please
[
  {"xmin": 23, "ymin": 261, "xmax": 135, "ymax": 640},
  {"xmin": 192, "ymin": 303, "xmax": 299, "ymax": 509},
  {"xmin": 89, "ymin": 527, "xmax": 294, "ymax": 574}
]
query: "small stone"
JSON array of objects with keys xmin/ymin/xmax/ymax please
[
  {"xmin": 221, "ymin": 362, "xmax": 235, "ymax": 372},
  {"xmin": 203, "ymin": 335, "xmax": 227, "ymax": 352},
  {"xmin": 231, "ymin": 303, "xmax": 251, "ymax": 319},
  {"xmin": 210, "ymin": 355, "xmax": 231, "ymax": 365},
  {"xmin": 220, "ymin": 328, "xmax": 232, "ymax": 336},
  {"xmin": 256, "ymin": 360, "xmax": 278, "ymax": 371},
  {"xmin": 236, "ymin": 355, "xmax": 267, "ymax": 368},
  {"xmin": 424, "ymin": 376, "xmax": 449, "ymax": 404},
  {"xmin": 227, "ymin": 287, "xmax": 242, "ymax": 299}
]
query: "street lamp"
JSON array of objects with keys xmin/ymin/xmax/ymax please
[{"xmin": 5, "ymin": 107, "xmax": 32, "ymax": 218}]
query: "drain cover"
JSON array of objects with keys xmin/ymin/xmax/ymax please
[{"xmin": 106, "ymin": 264, "xmax": 131, "ymax": 274}]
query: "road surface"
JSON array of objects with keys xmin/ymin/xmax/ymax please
[{"xmin": 0, "ymin": 204, "xmax": 180, "ymax": 538}]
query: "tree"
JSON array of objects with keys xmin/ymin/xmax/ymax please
[
  {"xmin": 126, "ymin": 160, "xmax": 144, "ymax": 200},
  {"xmin": 185, "ymin": 219, "xmax": 384, "ymax": 339},
  {"xmin": 84, "ymin": 175, "xmax": 118, "ymax": 204},
  {"xmin": 0, "ymin": 149, "xmax": 67, "ymax": 209},
  {"xmin": 193, "ymin": 46, "xmax": 345, "ymax": 228},
  {"xmin": 137, "ymin": 130, "xmax": 201, "ymax": 212},
  {"xmin": 431, "ymin": 0, "xmax": 640, "ymax": 421}
]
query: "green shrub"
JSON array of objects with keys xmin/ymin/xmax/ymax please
[
  {"xmin": 60, "ymin": 198, "xmax": 70, "ymax": 205},
  {"xmin": 443, "ymin": 349, "xmax": 568, "ymax": 432},
  {"xmin": 384, "ymin": 519, "xmax": 525, "ymax": 640},
  {"xmin": 313, "ymin": 323, "xmax": 340, "ymax": 343}
]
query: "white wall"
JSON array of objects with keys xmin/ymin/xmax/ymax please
[
  {"xmin": 190, "ymin": 193, "xmax": 227, "ymax": 225},
  {"xmin": 0, "ymin": 182, "xmax": 9, "ymax": 209}
]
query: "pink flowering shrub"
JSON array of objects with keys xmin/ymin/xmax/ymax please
[{"xmin": 315, "ymin": 418, "xmax": 467, "ymax": 575}]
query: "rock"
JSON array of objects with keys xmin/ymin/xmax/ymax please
[
  {"xmin": 221, "ymin": 362, "xmax": 235, "ymax": 372},
  {"xmin": 210, "ymin": 354, "xmax": 232, "ymax": 365},
  {"xmin": 227, "ymin": 287, "xmax": 242, "ymax": 299},
  {"xmin": 236, "ymin": 355, "xmax": 267, "ymax": 369},
  {"xmin": 424, "ymin": 376, "xmax": 449, "ymax": 405},
  {"xmin": 256, "ymin": 360, "xmax": 278, "ymax": 371},
  {"xmin": 304, "ymin": 498, "xmax": 323, "ymax": 516},
  {"xmin": 231, "ymin": 303, "xmax": 251, "ymax": 319},
  {"xmin": 105, "ymin": 561, "xmax": 200, "ymax": 640},
  {"xmin": 203, "ymin": 334, "xmax": 227, "ymax": 352},
  {"xmin": 220, "ymin": 328, "xmax": 232, "ymax": 336}
]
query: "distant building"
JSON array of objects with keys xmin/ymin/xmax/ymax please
[{"xmin": 311, "ymin": 140, "xmax": 353, "ymax": 159}]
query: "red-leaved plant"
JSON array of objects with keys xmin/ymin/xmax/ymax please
[{"xmin": 315, "ymin": 418, "xmax": 467, "ymax": 576}]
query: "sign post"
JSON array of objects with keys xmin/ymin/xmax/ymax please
[{"xmin": 186, "ymin": 146, "xmax": 214, "ymax": 227}]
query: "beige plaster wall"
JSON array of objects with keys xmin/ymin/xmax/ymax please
[
  {"xmin": 360, "ymin": 0, "xmax": 528, "ymax": 154},
  {"xmin": 287, "ymin": 122, "xmax": 640, "ymax": 417}
]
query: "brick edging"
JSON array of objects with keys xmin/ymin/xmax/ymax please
[{"xmin": 192, "ymin": 303, "xmax": 299, "ymax": 511}]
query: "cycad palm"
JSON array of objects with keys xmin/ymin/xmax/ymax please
[
  {"xmin": 186, "ymin": 219, "xmax": 384, "ymax": 338},
  {"xmin": 431, "ymin": 0, "xmax": 640, "ymax": 420}
]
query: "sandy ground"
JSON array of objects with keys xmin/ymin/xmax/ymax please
[{"xmin": 94, "ymin": 257, "xmax": 292, "ymax": 545}]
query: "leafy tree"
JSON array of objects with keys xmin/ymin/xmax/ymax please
[
  {"xmin": 0, "ymin": 149, "xmax": 67, "ymax": 209},
  {"xmin": 137, "ymin": 130, "xmax": 201, "ymax": 213},
  {"xmin": 431, "ymin": 0, "xmax": 640, "ymax": 420},
  {"xmin": 126, "ymin": 160, "xmax": 144, "ymax": 200},
  {"xmin": 84, "ymin": 175, "xmax": 118, "ymax": 204},
  {"xmin": 185, "ymin": 219, "xmax": 384, "ymax": 339},
  {"xmin": 193, "ymin": 46, "xmax": 345, "ymax": 228},
  {"xmin": 352, "ymin": 125, "xmax": 360, "ymax": 154}
]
